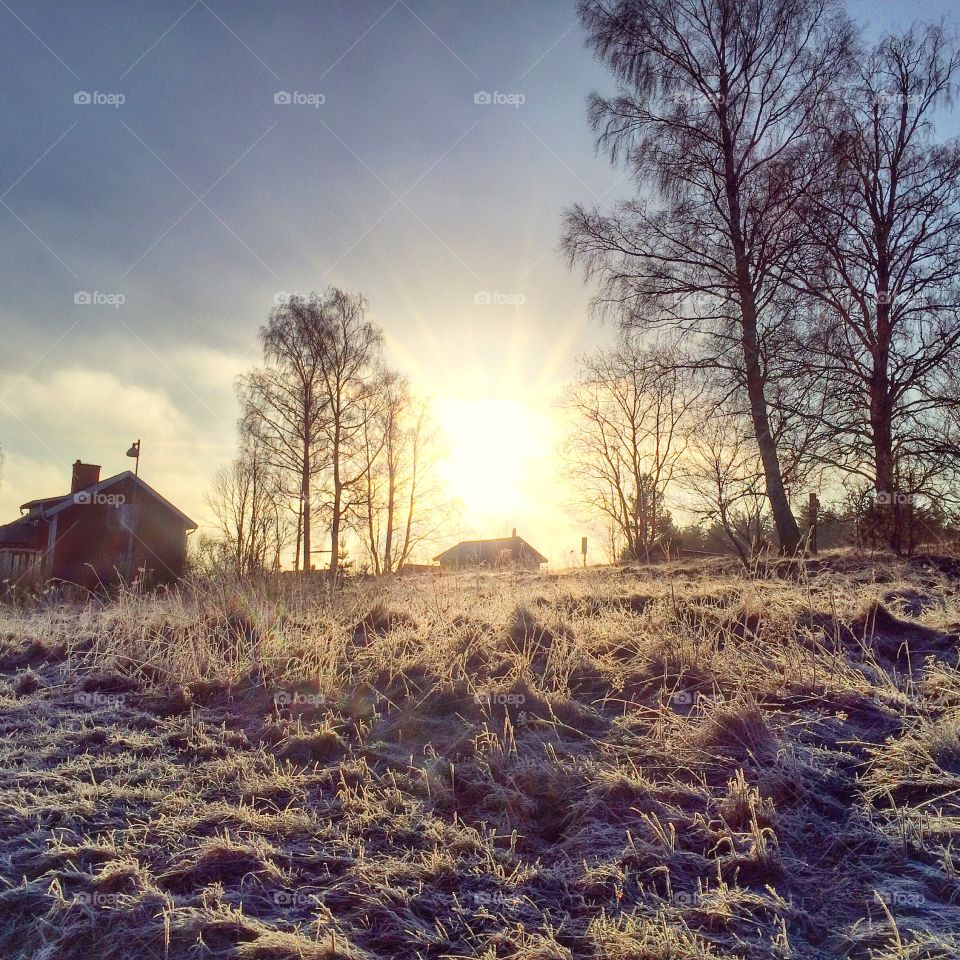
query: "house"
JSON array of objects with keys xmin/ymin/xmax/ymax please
[
  {"xmin": 0, "ymin": 460, "xmax": 197, "ymax": 588},
  {"xmin": 434, "ymin": 529, "xmax": 547, "ymax": 571},
  {"xmin": 397, "ymin": 562, "xmax": 441, "ymax": 575}
]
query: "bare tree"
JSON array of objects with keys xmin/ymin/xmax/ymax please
[
  {"xmin": 312, "ymin": 288, "xmax": 383, "ymax": 584},
  {"xmin": 788, "ymin": 23, "xmax": 960, "ymax": 553},
  {"xmin": 392, "ymin": 396, "xmax": 451, "ymax": 570},
  {"xmin": 564, "ymin": 335, "xmax": 697, "ymax": 561},
  {"xmin": 359, "ymin": 375, "xmax": 450, "ymax": 573},
  {"xmin": 205, "ymin": 439, "xmax": 289, "ymax": 576},
  {"xmin": 564, "ymin": 0, "xmax": 853, "ymax": 553},
  {"xmin": 238, "ymin": 289, "xmax": 449, "ymax": 580},
  {"xmin": 681, "ymin": 406, "xmax": 769, "ymax": 567},
  {"xmin": 239, "ymin": 297, "xmax": 329, "ymax": 572},
  {"xmin": 358, "ymin": 371, "xmax": 394, "ymax": 575}
]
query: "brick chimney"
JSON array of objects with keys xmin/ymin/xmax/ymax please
[
  {"xmin": 511, "ymin": 527, "xmax": 517, "ymax": 538},
  {"xmin": 71, "ymin": 460, "xmax": 101, "ymax": 493}
]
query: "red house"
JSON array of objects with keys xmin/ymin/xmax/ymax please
[{"xmin": 0, "ymin": 460, "xmax": 196, "ymax": 588}]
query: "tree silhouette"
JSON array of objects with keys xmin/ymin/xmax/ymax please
[{"xmin": 565, "ymin": 0, "xmax": 853, "ymax": 553}]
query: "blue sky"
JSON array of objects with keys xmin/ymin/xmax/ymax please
[{"xmin": 0, "ymin": 0, "xmax": 956, "ymax": 563}]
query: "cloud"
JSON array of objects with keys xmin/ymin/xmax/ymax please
[
  {"xmin": 0, "ymin": 452, "xmax": 65, "ymax": 511},
  {"xmin": 2, "ymin": 366, "xmax": 189, "ymax": 440},
  {"xmin": 0, "ymin": 365, "xmax": 234, "ymax": 531}
]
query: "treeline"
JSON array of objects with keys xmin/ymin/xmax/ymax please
[
  {"xmin": 202, "ymin": 289, "xmax": 449, "ymax": 578},
  {"xmin": 563, "ymin": 0, "xmax": 960, "ymax": 562}
]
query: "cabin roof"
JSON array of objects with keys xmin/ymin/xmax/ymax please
[
  {"xmin": 15, "ymin": 471, "xmax": 197, "ymax": 529},
  {"xmin": 20, "ymin": 495, "xmax": 68, "ymax": 511},
  {"xmin": 434, "ymin": 535, "xmax": 547, "ymax": 564},
  {"xmin": 0, "ymin": 513, "xmax": 45, "ymax": 547}
]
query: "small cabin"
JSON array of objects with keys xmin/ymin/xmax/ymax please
[
  {"xmin": 0, "ymin": 460, "xmax": 197, "ymax": 588},
  {"xmin": 434, "ymin": 529, "xmax": 546, "ymax": 571}
]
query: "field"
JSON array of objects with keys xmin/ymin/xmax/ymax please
[{"xmin": 1, "ymin": 555, "xmax": 959, "ymax": 959}]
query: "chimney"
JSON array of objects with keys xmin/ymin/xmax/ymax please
[
  {"xmin": 511, "ymin": 527, "xmax": 517, "ymax": 538},
  {"xmin": 71, "ymin": 460, "xmax": 101, "ymax": 493}
]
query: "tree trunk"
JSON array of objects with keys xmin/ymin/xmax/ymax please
[
  {"xmin": 742, "ymin": 321, "xmax": 801, "ymax": 553},
  {"xmin": 718, "ymin": 86, "xmax": 801, "ymax": 554},
  {"xmin": 301, "ymin": 438, "xmax": 311, "ymax": 572},
  {"xmin": 365, "ymin": 477, "xmax": 380, "ymax": 575},
  {"xmin": 330, "ymin": 488, "xmax": 340, "ymax": 583},
  {"xmin": 870, "ymin": 358, "xmax": 904, "ymax": 554},
  {"xmin": 293, "ymin": 493, "xmax": 302, "ymax": 572},
  {"xmin": 871, "ymin": 256, "xmax": 905, "ymax": 554},
  {"xmin": 398, "ymin": 443, "xmax": 418, "ymax": 569},
  {"xmin": 383, "ymin": 462, "xmax": 395, "ymax": 574},
  {"xmin": 329, "ymin": 417, "xmax": 341, "ymax": 584}
]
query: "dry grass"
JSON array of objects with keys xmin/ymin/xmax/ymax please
[{"xmin": 1, "ymin": 553, "xmax": 959, "ymax": 958}]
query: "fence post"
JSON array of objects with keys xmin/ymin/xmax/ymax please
[{"xmin": 809, "ymin": 492, "xmax": 820, "ymax": 555}]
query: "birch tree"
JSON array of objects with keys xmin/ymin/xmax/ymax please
[
  {"xmin": 564, "ymin": 0, "xmax": 853, "ymax": 553},
  {"xmin": 789, "ymin": 24, "xmax": 960, "ymax": 552}
]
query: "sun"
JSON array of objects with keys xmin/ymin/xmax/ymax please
[{"xmin": 434, "ymin": 394, "xmax": 555, "ymax": 532}]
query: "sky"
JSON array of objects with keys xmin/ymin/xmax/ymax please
[{"xmin": 0, "ymin": 0, "xmax": 956, "ymax": 568}]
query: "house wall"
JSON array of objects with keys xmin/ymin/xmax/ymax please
[
  {"xmin": 0, "ymin": 549, "xmax": 43, "ymax": 583},
  {"xmin": 0, "ymin": 517, "xmax": 49, "ymax": 588},
  {"xmin": 437, "ymin": 537, "xmax": 546, "ymax": 570},
  {"xmin": 439, "ymin": 553, "xmax": 542, "ymax": 571},
  {"xmin": 49, "ymin": 477, "xmax": 189, "ymax": 586}
]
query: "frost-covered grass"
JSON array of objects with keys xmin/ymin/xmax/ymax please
[{"xmin": 1, "ymin": 553, "xmax": 959, "ymax": 959}]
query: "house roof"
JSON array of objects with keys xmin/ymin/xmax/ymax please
[
  {"xmin": 15, "ymin": 471, "xmax": 197, "ymax": 530},
  {"xmin": 20, "ymin": 495, "xmax": 69, "ymax": 512},
  {"xmin": 0, "ymin": 513, "xmax": 45, "ymax": 548},
  {"xmin": 434, "ymin": 535, "xmax": 547, "ymax": 565}
]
